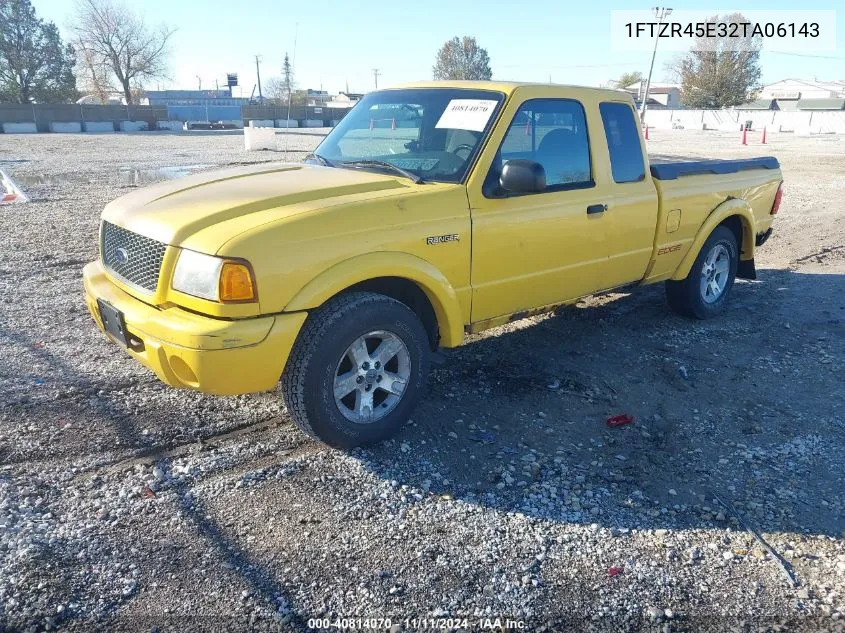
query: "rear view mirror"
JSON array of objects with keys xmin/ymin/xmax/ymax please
[{"xmin": 500, "ymin": 159, "xmax": 546, "ymax": 193}]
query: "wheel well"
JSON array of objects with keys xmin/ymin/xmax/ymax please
[
  {"xmin": 720, "ymin": 215, "xmax": 745, "ymax": 256},
  {"xmin": 345, "ymin": 277, "xmax": 440, "ymax": 350}
]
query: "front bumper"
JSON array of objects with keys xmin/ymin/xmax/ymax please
[{"xmin": 83, "ymin": 261, "xmax": 307, "ymax": 395}]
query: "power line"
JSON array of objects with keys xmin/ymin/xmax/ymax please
[
  {"xmin": 766, "ymin": 51, "xmax": 845, "ymax": 60},
  {"xmin": 496, "ymin": 61, "xmax": 645, "ymax": 70}
]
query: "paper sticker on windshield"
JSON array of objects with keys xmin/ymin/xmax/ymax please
[
  {"xmin": 435, "ymin": 99, "xmax": 497, "ymax": 132},
  {"xmin": 391, "ymin": 158, "xmax": 440, "ymax": 171}
]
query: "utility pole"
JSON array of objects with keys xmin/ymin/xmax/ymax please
[
  {"xmin": 254, "ymin": 55, "xmax": 264, "ymax": 104},
  {"xmin": 196, "ymin": 75, "xmax": 201, "ymax": 91},
  {"xmin": 640, "ymin": 6, "xmax": 672, "ymax": 122},
  {"xmin": 372, "ymin": 68, "xmax": 381, "ymax": 90}
]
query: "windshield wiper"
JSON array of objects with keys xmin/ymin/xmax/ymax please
[
  {"xmin": 338, "ymin": 159, "xmax": 424, "ymax": 184},
  {"xmin": 304, "ymin": 153, "xmax": 335, "ymax": 167}
]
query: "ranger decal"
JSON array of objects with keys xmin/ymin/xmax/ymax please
[{"xmin": 426, "ymin": 234, "xmax": 460, "ymax": 245}]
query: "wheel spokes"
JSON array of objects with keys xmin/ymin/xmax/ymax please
[
  {"xmin": 333, "ymin": 330, "xmax": 411, "ymax": 424},
  {"xmin": 334, "ymin": 370, "xmax": 359, "ymax": 400},
  {"xmin": 346, "ymin": 336, "xmax": 370, "ymax": 368},
  {"xmin": 372, "ymin": 337, "xmax": 404, "ymax": 366},
  {"xmin": 381, "ymin": 371, "xmax": 407, "ymax": 396},
  {"xmin": 709, "ymin": 280, "xmax": 721, "ymax": 298},
  {"xmin": 354, "ymin": 388, "xmax": 375, "ymax": 420}
]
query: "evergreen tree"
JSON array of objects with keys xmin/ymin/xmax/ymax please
[{"xmin": 0, "ymin": 0, "xmax": 78, "ymax": 103}]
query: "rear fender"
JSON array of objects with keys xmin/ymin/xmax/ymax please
[
  {"xmin": 283, "ymin": 251, "xmax": 465, "ymax": 347},
  {"xmin": 671, "ymin": 199, "xmax": 756, "ymax": 281}
]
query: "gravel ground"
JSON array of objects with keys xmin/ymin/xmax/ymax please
[{"xmin": 0, "ymin": 128, "xmax": 843, "ymax": 632}]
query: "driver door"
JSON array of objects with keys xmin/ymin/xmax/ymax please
[{"xmin": 467, "ymin": 90, "xmax": 611, "ymax": 323}]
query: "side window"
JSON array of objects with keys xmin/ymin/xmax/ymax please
[
  {"xmin": 599, "ymin": 102, "xmax": 646, "ymax": 183},
  {"xmin": 492, "ymin": 99, "xmax": 593, "ymax": 192}
]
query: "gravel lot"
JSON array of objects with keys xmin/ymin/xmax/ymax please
[{"xmin": 1, "ymin": 128, "xmax": 843, "ymax": 632}]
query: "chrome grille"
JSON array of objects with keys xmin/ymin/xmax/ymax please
[{"xmin": 101, "ymin": 221, "xmax": 166, "ymax": 293}]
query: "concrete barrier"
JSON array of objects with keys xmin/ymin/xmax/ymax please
[
  {"xmin": 156, "ymin": 121, "xmax": 183, "ymax": 131},
  {"xmin": 50, "ymin": 122, "xmax": 82, "ymax": 133},
  {"xmin": 795, "ymin": 124, "xmax": 825, "ymax": 136},
  {"xmin": 275, "ymin": 119, "xmax": 299, "ymax": 128},
  {"xmin": 249, "ymin": 119, "xmax": 275, "ymax": 128},
  {"xmin": 83, "ymin": 121, "xmax": 115, "ymax": 132},
  {"xmin": 2, "ymin": 122, "xmax": 37, "ymax": 134},
  {"xmin": 185, "ymin": 121, "xmax": 240, "ymax": 130},
  {"xmin": 244, "ymin": 127, "xmax": 276, "ymax": 151},
  {"xmin": 302, "ymin": 119, "xmax": 324, "ymax": 128},
  {"xmin": 220, "ymin": 120, "xmax": 244, "ymax": 129},
  {"xmin": 119, "ymin": 121, "xmax": 149, "ymax": 132}
]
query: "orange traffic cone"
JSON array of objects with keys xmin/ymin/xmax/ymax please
[
  {"xmin": 644, "ymin": 125, "xmax": 649, "ymax": 140},
  {"xmin": 761, "ymin": 126, "xmax": 767, "ymax": 144},
  {"xmin": 391, "ymin": 117, "xmax": 396, "ymax": 130},
  {"xmin": 741, "ymin": 126, "xmax": 747, "ymax": 145},
  {"xmin": 369, "ymin": 118, "xmax": 374, "ymax": 131}
]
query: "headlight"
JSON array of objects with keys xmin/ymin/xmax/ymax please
[{"xmin": 172, "ymin": 250, "xmax": 256, "ymax": 302}]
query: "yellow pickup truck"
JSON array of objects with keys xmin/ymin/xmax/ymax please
[{"xmin": 83, "ymin": 81, "xmax": 783, "ymax": 447}]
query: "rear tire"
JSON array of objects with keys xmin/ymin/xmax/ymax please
[
  {"xmin": 665, "ymin": 225, "xmax": 738, "ymax": 319},
  {"xmin": 281, "ymin": 292, "xmax": 430, "ymax": 448}
]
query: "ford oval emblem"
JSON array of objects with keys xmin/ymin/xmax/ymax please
[{"xmin": 114, "ymin": 247, "xmax": 130, "ymax": 265}]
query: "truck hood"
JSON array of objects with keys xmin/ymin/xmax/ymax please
[{"xmin": 101, "ymin": 162, "xmax": 410, "ymax": 246}]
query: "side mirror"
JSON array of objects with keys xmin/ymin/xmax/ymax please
[{"xmin": 499, "ymin": 159, "xmax": 546, "ymax": 193}]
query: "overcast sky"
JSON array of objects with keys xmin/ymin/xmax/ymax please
[{"xmin": 34, "ymin": 0, "xmax": 844, "ymax": 96}]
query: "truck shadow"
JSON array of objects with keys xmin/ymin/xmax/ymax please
[{"xmin": 359, "ymin": 267, "xmax": 845, "ymax": 538}]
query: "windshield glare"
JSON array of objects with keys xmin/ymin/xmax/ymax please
[{"xmin": 313, "ymin": 88, "xmax": 504, "ymax": 183}]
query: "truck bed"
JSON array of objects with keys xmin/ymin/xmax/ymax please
[{"xmin": 643, "ymin": 156, "xmax": 783, "ymax": 283}]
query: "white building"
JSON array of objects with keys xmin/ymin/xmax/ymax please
[
  {"xmin": 760, "ymin": 79, "xmax": 845, "ymax": 100},
  {"xmin": 622, "ymin": 81, "xmax": 683, "ymax": 108},
  {"xmin": 758, "ymin": 79, "xmax": 845, "ymax": 111},
  {"xmin": 326, "ymin": 92, "xmax": 364, "ymax": 109}
]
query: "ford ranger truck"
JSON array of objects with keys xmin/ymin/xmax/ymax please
[{"xmin": 82, "ymin": 82, "xmax": 783, "ymax": 447}]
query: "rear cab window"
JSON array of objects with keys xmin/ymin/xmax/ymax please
[
  {"xmin": 599, "ymin": 102, "xmax": 646, "ymax": 183},
  {"xmin": 486, "ymin": 98, "xmax": 593, "ymax": 196}
]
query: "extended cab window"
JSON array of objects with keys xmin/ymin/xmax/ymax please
[
  {"xmin": 599, "ymin": 102, "xmax": 646, "ymax": 183},
  {"xmin": 487, "ymin": 99, "xmax": 593, "ymax": 195}
]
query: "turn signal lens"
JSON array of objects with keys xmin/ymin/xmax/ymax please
[{"xmin": 219, "ymin": 262, "xmax": 256, "ymax": 302}]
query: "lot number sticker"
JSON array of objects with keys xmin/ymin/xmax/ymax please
[{"xmin": 435, "ymin": 99, "xmax": 498, "ymax": 132}]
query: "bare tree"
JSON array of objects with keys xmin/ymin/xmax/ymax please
[
  {"xmin": 432, "ymin": 36, "xmax": 492, "ymax": 81},
  {"xmin": 71, "ymin": 0, "xmax": 174, "ymax": 104},
  {"xmin": 263, "ymin": 76, "xmax": 285, "ymax": 105},
  {"xmin": 264, "ymin": 76, "xmax": 305, "ymax": 107},
  {"xmin": 75, "ymin": 41, "xmax": 113, "ymax": 103}
]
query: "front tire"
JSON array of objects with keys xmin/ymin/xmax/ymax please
[
  {"xmin": 665, "ymin": 225, "xmax": 738, "ymax": 319},
  {"xmin": 281, "ymin": 292, "xmax": 430, "ymax": 448}
]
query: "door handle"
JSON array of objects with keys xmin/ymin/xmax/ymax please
[{"xmin": 587, "ymin": 203, "xmax": 608, "ymax": 215}]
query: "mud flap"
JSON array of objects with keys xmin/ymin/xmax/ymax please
[{"xmin": 737, "ymin": 258, "xmax": 757, "ymax": 280}]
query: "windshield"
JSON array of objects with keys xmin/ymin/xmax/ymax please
[{"xmin": 312, "ymin": 88, "xmax": 505, "ymax": 183}]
